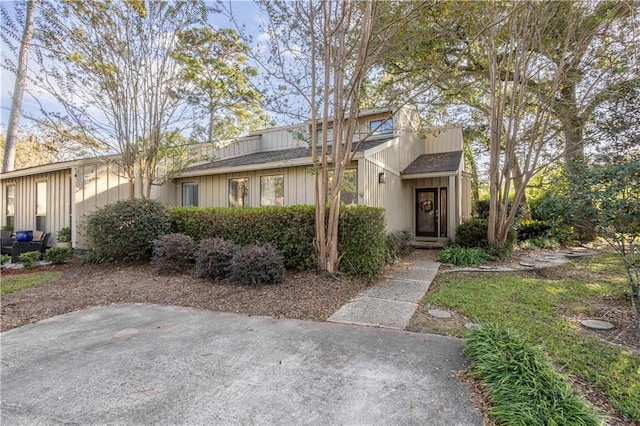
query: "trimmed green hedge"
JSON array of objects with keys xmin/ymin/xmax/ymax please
[
  {"xmin": 338, "ymin": 206, "xmax": 386, "ymax": 280},
  {"xmin": 170, "ymin": 205, "xmax": 386, "ymax": 278}
]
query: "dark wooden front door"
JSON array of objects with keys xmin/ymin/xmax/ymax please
[{"xmin": 416, "ymin": 188, "xmax": 438, "ymax": 237}]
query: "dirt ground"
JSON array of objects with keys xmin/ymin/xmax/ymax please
[{"xmin": 0, "ymin": 261, "xmax": 370, "ymax": 332}]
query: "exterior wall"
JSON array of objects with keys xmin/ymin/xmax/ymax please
[
  {"xmin": 461, "ymin": 172, "xmax": 472, "ymax": 222},
  {"xmin": 74, "ymin": 161, "xmax": 174, "ymax": 248},
  {"xmin": 423, "ymin": 126, "xmax": 464, "ymax": 155},
  {"xmin": 359, "ymin": 158, "xmax": 409, "ymax": 232},
  {"xmin": 174, "ymin": 165, "xmax": 316, "ymax": 208},
  {"xmin": 1, "ymin": 169, "xmax": 72, "ymax": 247}
]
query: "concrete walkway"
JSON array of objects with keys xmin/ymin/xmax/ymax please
[{"xmin": 329, "ymin": 250, "xmax": 440, "ymax": 330}]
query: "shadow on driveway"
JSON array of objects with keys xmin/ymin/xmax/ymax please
[{"xmin": 1, "ymin": 304, "xmax": 481, "ymax": 425}]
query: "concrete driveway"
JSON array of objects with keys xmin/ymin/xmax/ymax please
[{"xmin": 1, "ymin": 304, "xmax": 481, "ymax": 425}]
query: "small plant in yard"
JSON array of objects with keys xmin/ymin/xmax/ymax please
[
  {"xmin": 1, "ymin": 253, "xmax": 10, "ymax": 265},
  {"xmin": 385, "ymin": 230, "xmax": 414, "ymax": 263},
  {"xmin": 226, "ymin": 243, "xmax": 285, "ymax": 285},
  {"xmin": 19, "ymin": 251, "xmax": 41, "ymax": 269},
  {"xmin": 438, "ymin": 246, "xmax": 488, "ymax": 266},
  {"xmin": 56, "ymin": 226, "xmax": 72, "ymax": 243},
  {"xmin": 151, "ymin": 233, "xmax": 196, "ymax": 275},
  {"xmin": 464, "ymin": 324, "xmax": 602, "ymax": 425},
  {"xmin": 44, "ymin": 247, "xmax": 70, "ymax": 264},
  {"xmin": 194, "ymin": 238, "xmax": 239, "ymax": 280}
]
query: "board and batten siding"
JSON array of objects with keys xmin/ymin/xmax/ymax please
[
  {"xmin": 424, "ymin": 126, "xmax": 463, "ymax": 154},
  {"xmin": 174, "ymin": 166, "xmax": 315, "ymax": 208},
  {"xmin": 1, "ymin": 169, "xmax": 72, "ymax": 246},
  {"xmin": 359, "ymin": 158, "xmax": 409, "ymax": 232}
]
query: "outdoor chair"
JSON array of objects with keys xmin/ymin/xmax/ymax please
[
  {"xmin": 6, "ymin": 232, "xmax": 51, "ymax": 263},
  {"xmin": 0, "ymin": 231, "xmax": 14, "ymax": 255}
]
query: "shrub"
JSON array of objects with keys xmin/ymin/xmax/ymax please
[
  {"xmin": 19, "ymin": 251, "xmax": 40, "ymax": 269},
  {"xmin": 226, "ymin": 243, "xmax": 285, "ymax": 285},
  {"xmin": 194, "ymin": 238, "xmax": 238, "ymax": 280},
  {"xmin": 44, "ymin": 247, "xmax": 70, "ymax": 264},
  {"xmin": 521, "ymin": 236, "xmax": 560, "ymax": 250},
  {"xmin": 171, "ymin": 205, "xmax": 315, "ymax": 270},
  {"xmin": 385, "ymin": 230, "xmax": 415, "ymax": 263},
  {"xmin": 84, "ymin": 199, "xmax": 171, "ymax": 261},
  {"xmin": 338, "ymin": 206, "xmax": 386, "ymax": 280},
  {"xmin": 517, "ymin": 219, "xmax": 550, "ymax": 241},
  {"xmin": 151, "ymin": 233, "xmax": 196, "ymax": 275},
  {"xmin": 438, "ymin": 246, "xmax": 488, "ymax": 266},
  {"xmin": 56, "ymin": 226, "xmax": 72, "ymax": 243},
  {"xmin": 171, "ymin": 205, "xmax": 387, "ymax": 279},
  {"xmin": 455, "ymin": 218, "xmax": 516, "ymax": 258},
  {"xmin": 0, "ymin": 253, "xmax": 10, "ymax": 265},
  {"xmin": 464, "ymin": 324, "xmax": 601, "ymax": 425}
]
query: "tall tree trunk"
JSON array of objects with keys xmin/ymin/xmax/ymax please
[{"xmin": 3, "ymin": 0, "xmax": 36, "ymax": 173}]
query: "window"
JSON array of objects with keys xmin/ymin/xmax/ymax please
[
  {"xmin": 260, "ymin": 175, "xmax": 284, "ymax": 206},
  {"xmin": 182, "ymin": 182, "xmax": 198, "ymax": 207},
  {"xmin": 370, "ymin": 119, "xmax": 393, "ymax": 135},
  {"xmin": 229, "ymin": 178, "xmax": 249, "ymax": 207},
  {"xmin": 316, "ymin": 127, "xmax": 333, "ymax": 143},
  {"xmin": 5, "ymin": 184, "xmax": 15, "ymax": 227},
  {"xmin": 36, "ymin": 181, "xmax": 47, "ymax": 232},
  {"xmin": 328, "ymin": 169, "xmax": 358, "ymax": 205}
]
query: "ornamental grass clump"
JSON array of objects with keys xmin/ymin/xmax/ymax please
[
  {"xmin": 438, "ymin": 246, "xmax": 488, "ymax": 266},
  {"xmin": 464, "ymin": 324, "xmax": 602, "ymax": 426}
]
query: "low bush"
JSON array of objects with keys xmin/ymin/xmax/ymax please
[
  {"xmin": 194, "ymin": 238, "xmax": 239, "ymax": 280},
  {"xmin": 172, "ymin": 205, "xmax": 388, "ymax": 279},
  {"xmin": 85, "ymin": 199, "xmax": 172, "ymax": 261},
  {"xmin": 464, "ymin": 324, "xmax": 601, "ymax": 426},
  {"xmin": 19, "ymin": 251, "xmax": 40, "ymax": 269},
  {"xmin": 1, "ymin": 253, "xmax": 10, "ymax": 265},
  {"xmin": 455, "ymin": 218, "xmax": 516, "ymax": 259},
  {"xmin": 151, "ymin": 233, "xmax": 196, "ymax": 275},
  {"xmin": 226, "ymin": 243, "xmax": 285, "ymax": 285},
  {"xmin": 44, "ymin": 247, "xmax": 70, "ymax": 264},
  {"xmin": 521, "ymin": 236, "xmax": 560, "ymax": 250},
  {"xmin": 517, "ymin": 219, "xmax": 550, "ymax": 241},
  {"xmin": 171, "ymin": 205, "xmax": 315, "ymax": 270},
  {"xmin": 338, "ymin": 206, "xmax": 386, "ymax": 280},
  {"xmin": 438, "ymin": 246, "xmax": 488, "ymax": 266},
  {"xmin": 385, "ymin": 230, "xmax": 414, "ymax": 263}
]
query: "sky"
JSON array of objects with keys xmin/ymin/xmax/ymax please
[{"xmin": 0, "ymin": 0, "xmax": 264, "ymax": 130}]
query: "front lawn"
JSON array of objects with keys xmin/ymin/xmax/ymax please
[
  {"xmin": 1, "ymin": 271, "xmax": 63, "ymax": 295},
  {"xmin": 409, "ymin": 252, "xmax": 640, "ymax": 423}
]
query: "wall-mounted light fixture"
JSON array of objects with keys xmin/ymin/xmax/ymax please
[{"xmin": 378, "ymin": 172, "xmax": 386, "ymax": 184}]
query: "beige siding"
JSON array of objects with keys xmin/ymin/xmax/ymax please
[
  {"xmin": 174, "ymin": 165, "xmax": 315, "ymax": 208},
  {"xmin": 360, "ymin": 158, "xmax": 409, "ymax": 232},
  {"xmin": 1, "ymin": 169, "xmax": 72, "ymax": 247},
  {"xmin": 461, "ymin": 172, "xmax": 472, "ymax": 222},
  {"xmin": 424, "ymin": 126, "xmax": 464, "ymax": 155}
]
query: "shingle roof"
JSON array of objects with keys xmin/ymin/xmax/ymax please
[
  {"xmin": 402, "ymin": 151, "xmax": 463, "ymax": 175},
  {"xmin": 185, "ymin": 137, "xmax": 394, "ymax": 173}
]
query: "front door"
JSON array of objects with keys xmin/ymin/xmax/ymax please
[{"xmin": 416, "ymin": 188, "xmax": 448, "ymax": 238}]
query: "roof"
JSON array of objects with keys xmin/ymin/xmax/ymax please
[
  {"xmin": 185, "ymin": 137, "xmax": 395, "ymax": 173},
  {"xmin": 402, "ymin": 151, "xmax": 463, "ymax": 175}
]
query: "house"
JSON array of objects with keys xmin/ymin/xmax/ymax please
[{"xmin": 0, "ymin": 107, "xmax": 472, "ymax": 249}]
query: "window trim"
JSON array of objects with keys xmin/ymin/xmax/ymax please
[
  {"xmin": 228, "ymin": 177, "xmax": 250, "ymax": 207},
  {"xmin": 181, "ymin": 182, "xmax": 199, "ymax": 207},
  {"xmin": 260, "ymin": 174, "xmax": 285, "ymax": 207},
  {"xmin": 370, "ymin": 118, "xmax": 393, "ymax": 135},
  {"xmin": 35, "ymin": 180, "xmax": 47, "ymax": 232},
  {"xmin": 5, "ymin": 183, "xmax": 15, "ymax": 227}
]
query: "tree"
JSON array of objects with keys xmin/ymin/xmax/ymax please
[
  {"xmin": 251, "ymin": 0, "xmax": 402, "ymax": 272},
  {"xmin": 1, "ymin": 0, "xmax": 36, "ymax": 173},
  {"xmin": 173, "ymin": 27, "xmax": 269, "ymax": 142}
]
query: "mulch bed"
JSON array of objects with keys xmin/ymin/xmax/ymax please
[{"xmin": 1, "ymin": 261, "xmax": 370, "ymax": 332}]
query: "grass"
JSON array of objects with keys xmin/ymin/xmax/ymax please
[
  {"xmin": 0, "ymin": 271, "xmax": 63, "ymax": 295},
  {"xmin": 423, "ymin": 252, "xmax": 640, "ymax": 422}
]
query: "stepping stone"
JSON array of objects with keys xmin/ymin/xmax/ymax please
[
  {"xmin": 580, "ymin": 319, "xmax": 614, "ymax": 330},
  {"xmin": 519, "ymin": 261, "xmax": 535, "ymax": 267},
  {"xmin": 428, "ymin": 309, "xmax": 452, "ymax": 319},
  {"xmin": 464, "ymin": 323, "xmax": 479, "ymax": 330},
  {"xmin": 478, "ymin": 265, "xmax": 492, "ymax": 270}
]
